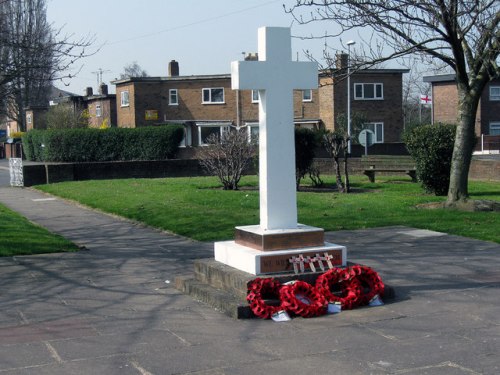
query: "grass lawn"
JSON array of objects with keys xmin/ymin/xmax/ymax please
[
  {"xmin": 35, "ymin": 175, "xmax": 500, "ymax": 243},
  {"xmin": 0, "ymin": 203, "xmax": 79, "ymax": 257}
]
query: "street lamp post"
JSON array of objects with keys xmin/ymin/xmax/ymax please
[{"xmin": 346, "ymin": 40, "xmax": 356, "ymax": 154}]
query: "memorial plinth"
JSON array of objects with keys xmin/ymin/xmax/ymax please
[
  {"xmin": 215, "ymin": 238, "xmax": 346, "ymax": 275},
  {"xmin": 216, "ymin": 224, "xmax": 346, "ymax": 275}
]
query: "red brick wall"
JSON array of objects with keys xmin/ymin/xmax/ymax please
[
  {"xmin": 116, "ymin": 83, "xmax": 136, "ymax": 128},
  {"xmin": 433, "ymin": 82, "xmax": 459, "ymax": 124}
]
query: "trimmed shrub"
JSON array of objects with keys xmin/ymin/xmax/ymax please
[
  {"xmin": 404, "ymin": 123, "xmax": 456, "ymax": 196},
  {"xmin": 295, "ymin": 127, "xmax": 319, "ymax": 189},
  {"xmin": 23, "ymin": 125, "xmax": 184, "ymax": 162}
]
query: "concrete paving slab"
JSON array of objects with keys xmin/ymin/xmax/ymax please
[{"xmin": 0, "ymin": 175, "xmax": 499, "ymax": 374}]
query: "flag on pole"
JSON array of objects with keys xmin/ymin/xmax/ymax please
[{"xmin": 420, "ymin": 95, "xmax": 432, "ymax": 105}]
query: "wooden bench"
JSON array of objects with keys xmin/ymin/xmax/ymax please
[{"xmin": 363, "ymin": 168, "xmax": 417, "ymax": 183}]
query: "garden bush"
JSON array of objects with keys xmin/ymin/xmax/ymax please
[
  {"xmin": 295, "ymin": 127, "xmax": 320, "ymax": 189},
  {"xmin": 23, "ymin": 125, "xmax": 184, "ymax": 162},
  {"xmin": 404, "ymin": 123, "xmax": 456, "ymax": 195}
]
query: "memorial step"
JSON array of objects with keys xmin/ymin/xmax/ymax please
[
  {"xmin": 175, "ymin": 275, "xmax": 252, "ymax": 319},
  {"xmin": 176, "ymin": 258, "xmax": 396, "ymax": 319}
]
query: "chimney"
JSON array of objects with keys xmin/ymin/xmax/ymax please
[
  {"xmin": 336, "ymin": 53, "xmax": 348, "ymax": 70},
  {"xmin": 244, "ymin": 52, "xmax": 258, "ymax": 61},
  {"xmin": 85, "ymin": 87, "xmax": 93, "ymax": 96},
  {"xmin": 169, "ymin": 60, "xmax": 179, "ymax": 77},
  {"xmin": 99, "ymin": 83, "xmax": 108, "ymax": 95}
]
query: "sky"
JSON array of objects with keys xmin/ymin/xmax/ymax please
[{"xmin": 46, "ymin": 0, "xmax": 363, "ymax": 95}]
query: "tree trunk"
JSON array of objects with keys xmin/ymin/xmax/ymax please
[
  {"xmin": 446, "ymin": 88, "xmax": 479, "ymax": 205},
  {"xmin": 333, "ymin": 156, "xmax": 345, "ymax": 193},
  {"xmin": 343, "ymin": 143, "xmax": 350, "ymax": 193}
]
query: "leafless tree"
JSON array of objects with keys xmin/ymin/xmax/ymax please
[
  {"xmin": 401, "ymin": 58, "xmax": 432, "ymax": 130},
  {"xmin": 323, "ymin": 130, "xmax": 345, "ymax": 192},
  {"xmin": 287, "ymin": 0, "xmax": 500, "ymax": 205},
  {"xmin": 0, "ymin": 0, "xmax": 95, "ymax": 131},
  {"xmin": 197, "ymin": 129, "xmax": 256, "ymax": 190},
  {"xmin": 119, "ymin": 62, "xmax": 149, "ymax": 79}
]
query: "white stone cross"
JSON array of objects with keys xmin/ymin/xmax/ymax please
[{"xmin": 231, "ymin": 27, "xmax": 318, "ymax": 230}]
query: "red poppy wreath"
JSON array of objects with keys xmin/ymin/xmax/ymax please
[
  {"xmin": 246, "ymin": 278, "xmax": 284, "ymax": 319},
  {"xmin": 279, "ymin": 280, "xmax": 327, "ymax": 318}
]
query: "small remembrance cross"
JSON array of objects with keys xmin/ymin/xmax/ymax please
[{"xmin": 231, "ymin": 27, "xmax": 317, "ymax": 230}]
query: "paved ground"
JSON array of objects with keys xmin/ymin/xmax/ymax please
[{"xmin": 0, "ymin": 164, "xmax": 499, "ymax": 374}]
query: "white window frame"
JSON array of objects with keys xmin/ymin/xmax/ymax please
[
  {"xmin": 120, "ymin": 91, "xmax": 129, "ymax": 107},
  {"xmin": 246, "ymin": 122, "xmax": 259, "ymax": 142},
  {"xmin": 27, "ymin": 113, "xmax": 32, "ymax": 124},
  {"xmin": 202, "ymin": 87, "xmax": 225, "ymax": 104},
  {"xmin": 363, "ymin": 122, "xmax": 384, "ymax": 143},
  {"xmin": 302, "ymin": 89, "xmax": 312, "ymax": 102},
  {"xmin": 251, "ymin": 90, "xmax": 259, "ymax": 103},
  {"xmin": 490, "ymin": 122, "xmax": 500, "ymax": 135},
  {"xmin": 197, "ymin": 123, "xmax": 229, "ymax": 145},
  {"xmin": 96, "ymin": 103, "xmax": 102, "ymax": 117},
  {"xmin": 179, "ymin": 125, "xmax": 192, "ymax": 147},
  {"xmin": 169, "ymin": 89, "xmax": 178, "ymax": 105},
  {"xmin": 489, "ymin": 86, "xmax": 500, "ymax": 101},
  {"xmin": 354, "ymin": 83, "xmax": 384, "ymax": 100}
]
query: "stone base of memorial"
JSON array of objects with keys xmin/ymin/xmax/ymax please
[{"xmin": 214, "ymin": 225, "xmax": 346, "ymax": 275}]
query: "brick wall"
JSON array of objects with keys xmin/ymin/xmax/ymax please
[
  {"xmin": 116, "ymin": 83, "xmax": 136, "ymax": 127},
  {"xmin": 480, "ymin": 80, "xmax": 500, "ymax": 135},
  {"xmin": 432, "ymin": 82, "xmax": 459, "ymax": 124},
  {"xmin": 319, "ymin": 77, "xmax": 335, "ymax": 131}
]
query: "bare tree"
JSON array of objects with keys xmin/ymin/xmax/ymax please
[
  {"xmin": 323, "ymin": 130, "xmax": 345, "ymax": 192},
  {"xmin": 197, "ymin": 129, "xmax": 256, "ymax": 190},
  {"xmin": 401, "ymin": 58, "xmax": 432, "ymax": 130},
  {"xmin": 287, "ymin": 1, "xmax": 500, "ymax": 205},
  {"xmin": 119, "ymin": 62, "xmax": 149, "ymax": 79},
  {"xmin": 0, "ymin": 0, "xmax": 95, "ymax": 131}
]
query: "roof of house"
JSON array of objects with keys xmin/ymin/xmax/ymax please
[
  {"xmin": 113, "ymin": 68, "xmax": 409, "ymax": 86},
  {"xmin": 112, "ymin": 74, "xmax": 231, "ymax": 85},
  {"xmin": 423, "ymin": 74, "xmax": 456, "ymax": 83}
]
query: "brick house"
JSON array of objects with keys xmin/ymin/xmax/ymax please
[
  {"xmin": 423, "ymin": 74, "xmax": 500, "ymax": 136},
  {"xmin": 113, "ymin": 59, "xmax": 408, "ymax": 148},
  {"xmin": 319, "ymin": 62, "xmax": 408, "ymax": 143},
  {"xmin": 21, "ymin": 84, "xmax": 116, "ymax": 132}
]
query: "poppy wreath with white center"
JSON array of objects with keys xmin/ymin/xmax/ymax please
[
  {"xmin": 315, "ymin": 268, "xmax": 363, "ymax": 310},
  {"xmin": 279, "ymin": 280, "xmax": 327, "ymax": 318}
]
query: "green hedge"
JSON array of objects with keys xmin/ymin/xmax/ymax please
[
  {"xmin": 404, "ymin": 123, "xmax": 456, "ymax": 196},
  {"xmin": 23, "ymin": 126, "xmax": 184, "ymax": 162}
]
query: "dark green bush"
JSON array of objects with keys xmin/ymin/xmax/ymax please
[
  {"xmin": 295, "ymin": 127, "xmax": 319, "ymax": 189},
  {"xmin": 404, "ymin": 123, "xmax": 456, "ymax": 195},
  {"xmin": 23, "ymin": 125, "xmax": 184, "ymax": 162}
]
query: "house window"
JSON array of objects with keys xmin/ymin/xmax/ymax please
[
  {"xmin": 169, "ymin": 89, "xmax": 178, "ymax": 105},
  {"xmin": 490, "ymin": 86, "xmax": 500, "ymax": 101},
  {"xmin": 197, "ymin": 123, "xmax": 229, "ymax": 145},
  {"xmin": 251, "ymin": 90, "xmax": 259, "ymax": 103},
  {"xmin": 302, "ymin": 89, "xmax": 312, "ymax": 102},
  {"xmin": 490, "ymin": 122, "xmax": 500, "ymax": 135},
  {"xmin": 363, "ymin": 122, "xmax": 384, "ymax": 143},
  {"xmin": 96, "ymin": 103, "xmax": 102, "ymax": 117},
  {"xmin": 202, "ymin": 88, "xmax": 224, "ymax": 104},
  {"xmin": 120, "ymin": 91, "xmax": 129, "ymax": 107},
  {"xmin": 27, "ymin": 114, "xmax": 32, "ymax": 124},
  {"xmin": 354, "ymin": 83, "xmax": 383, "ymax": 100},
  {"xmin": 246, "ymin": 122, "xmax": 259, "ymax": 142}
]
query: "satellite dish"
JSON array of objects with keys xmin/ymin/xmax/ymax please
[{"xmin": 358, "ymin": 129, "xmax": 375, "ymax": 147}]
